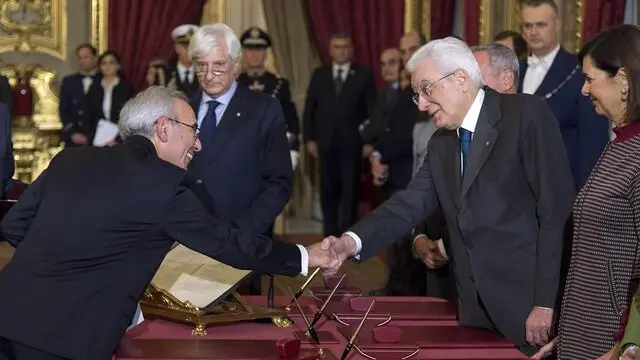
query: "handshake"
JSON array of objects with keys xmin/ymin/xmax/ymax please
[{"xmin": 305, "ymin": 235, "xmax": 359, "ymax": 275}]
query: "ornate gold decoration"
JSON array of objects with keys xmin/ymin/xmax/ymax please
[
  {"xmin": 0, "ymin": 64, "xmax": 61, "ymax": 183},
  {"xmin": 201, "ymin": 0, "xmax": 226, "ymax": 24},
  {"xmin": 479, "ymin": 0, "xmax": 491, "ymax": 44},
  {"xmin": 403, "ymin": 0, "xmax": 430, "ymax": 39},
  {"xmin": 140, "ymin": 284, "xmax": 288, "ymax": 336},
  {"xmin": 574, "ymin": 0, "xmax": 584, "ymax": 53},
  {"xmin": 91, "ymin": 0, "xmax": 108, "ymax": 54},
  {"xmin": 0, "ymin": 0, "xmax": 66, "ymax": 60}
]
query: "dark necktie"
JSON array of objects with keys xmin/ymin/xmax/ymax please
[
  {"xmin": 198, "ymin": 100, "xmax": 221, "ymax": 149},
  {"xmin": 334, "ymin": 68, "xmax": 344, "ymax": 96},
  {"xmin": 183, "ymin": 70, "xmax": 190, "ymax": 84},
  {"xmin": 459, "ymin": 128, "xmax": 473, "ymax": 176}
]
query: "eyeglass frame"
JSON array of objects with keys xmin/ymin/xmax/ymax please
[
  {"xmin": 194, "ymin": 59, "xmax": 235, "ymax": 77},
  {"xmin": 412, "ymin": 71, "xmax": 456, "ymax": 105},
  {"xmin": 168, "ymin": 117, "xmax": 199, "ymax": 138}
]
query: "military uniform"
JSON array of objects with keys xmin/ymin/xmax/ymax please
[
  {"xmin": 148, "ymin": 24, "xmax": 199, "ymax": 94},
  {"xmin": 238, "ymin": 27, "xmax": 301, "ymax": 167}
]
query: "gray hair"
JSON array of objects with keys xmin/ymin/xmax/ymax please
[
  {"xmin": 188, "ymin": 23, "xmax": 242, "ymax": 61},
  {"xmin": 118, "ymin": 86, "xmax": 187, "ymax": 139},
  {"xmin": 471, "ymin": 43, "xmax": 520, "ymax": 86},
  {"xmin": 406, "ymin": 37, "xmax": 484, "ymax": 88}
]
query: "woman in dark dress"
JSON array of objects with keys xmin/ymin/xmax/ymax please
[
  {"xmin": 533, "ymin": 24, "xmax": 640, "ymax": 360},
  {"xmin": 84, "ymin": 50, "xmax": 134, "ymax": 146}
]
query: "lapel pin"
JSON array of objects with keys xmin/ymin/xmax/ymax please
[
  {"xmin": 236, "ymin": 112, "xmax": 241, "ymax": 117},
  {"xmin": 485, "ymin": 141, "xmax": 490, "ymax": 146}
]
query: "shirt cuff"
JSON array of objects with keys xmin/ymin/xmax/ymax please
[
  {"xmin": 296, "ymin": 244, "xmax": 309, "ymax": 276},
  {"xmin": 371, "ymin": 151, "xmax": 382, "ymax": 161},
  {"xmin": 343, "ymin": 231, "xmax": 363, "ymax": 260}
]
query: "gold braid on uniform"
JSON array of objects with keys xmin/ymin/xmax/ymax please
[{"xmin": 271, "ymin": 76, "xmax": 283, "ymax": 98}]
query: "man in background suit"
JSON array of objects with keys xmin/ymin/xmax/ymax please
[
  {"xmin": 146, "ymin": 25, "xmax": 200, "ymax": 95},
  {"xmin": 303, "ymin": 33, "xmax": 377, "ymax": 236},
  {"xmin": 519, "ymin": 0, "xmax": 609, "ymax": 188},
  {"xmin": 59, "ymin": 44, "xmax": 98, "ymax": 147},
  {"xmin": 0, "ymin": 86, "xmax": 336, "ymax": 360},
  {"xmin": 322, "ymin": 37, "xmax": 575, "ymax": 356},
  {"xmin": 237, "ymin": 27, "xmax": 301, "ymax": 169},
  {"xmin": 186, "ymin": 24, "xmax": 292, "ymax": 295}
]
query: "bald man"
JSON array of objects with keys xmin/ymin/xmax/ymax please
[{"xmin": 471, "ymin": 43, "xmax": 519, "ymax": 94}]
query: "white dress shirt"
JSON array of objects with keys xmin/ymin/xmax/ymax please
[
  {"xmin": 101, "ymin": 77, "xmax": 120, "ymax": 121},
  {"xmin": 345, "ymin": 89, "xmax": 486, "ymax": 257},
  {"xmin": 82, "ymin": 75, "xmax": 94, "ymax": 94},
  {"xmin": 333, "ymin": 62, "xmax": 351, "ymax": 81},
  {"xmin": 177, "ymin": 62, "xmax": 194, "ymax": 84},
  {"xmin": 522, "ymin": 45, "xmax": 560, "ymax": 95}
]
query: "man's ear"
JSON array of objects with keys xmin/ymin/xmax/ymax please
[
  {"xmin": 155, "ymin": 117, "xmax": 170, "ymax": 143},
  {"xmin": 501, "ymin": 71, "xmax": 516, "ymax": 91}
]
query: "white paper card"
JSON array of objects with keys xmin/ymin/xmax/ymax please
[
  {"xmin": 126, "ymin": 303, "xmax": 145, "ymax": 331},
  {"xmin": 93, "ymin": 119, "xmax": 119, "ymax": 146}
]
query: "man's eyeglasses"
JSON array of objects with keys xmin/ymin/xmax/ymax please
[
  {"xmin": 169, "ymin": 117, "xmax": 199, "ymax": 138},
  {"xmin": 412, "ymin": 72, "xmax": 456, "ymax": 105},
  {"xmin": 195, "ymin": 60, "xmax": 232, "ymax": 77}
]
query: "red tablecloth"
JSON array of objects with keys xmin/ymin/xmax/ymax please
[{"xmin": 114, "ymin": 295, "xmax": 527, "ymax": 359}]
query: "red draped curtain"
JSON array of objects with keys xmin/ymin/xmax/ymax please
[
  {"xmin": 463, "ymin": 0, "xmax": 481, "ymax": 45},
  {"xmin": 108, "ymin": 0, "xmax": 206, "ymax": 91},
  {"xmin": 583, "ymin": 0, "xmax": 625, "ymax": 43},
  {"xmin": 431, "ymin": 0, "xmax": 456, "ymax": 39},
  {"xmin": 305, "ymin": 0, "xmax": 405, "ymax": 88}
]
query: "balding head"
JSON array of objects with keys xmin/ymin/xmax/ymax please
[
  {"xmin": 380, "ymin": 48, "xmax": 401, "ymax": 83},
  {"xmin": 471, "ymin": 43, "xmax": 519, "ymax": 94},
  {"xmin": 400, "ymin": 31, "xmax": 427, "ymax": 65}
]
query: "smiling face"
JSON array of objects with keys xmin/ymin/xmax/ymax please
[
  {"xmin": 581, "ymin": 55, "xmax": 628, "ymax": 125},
  {"xmin": 411, "ymin": 59, "xmax": 472, "ymax": 130},
  {"xmin": 156, "ymin": 99, "xmax": 202, "ymax": 169}
]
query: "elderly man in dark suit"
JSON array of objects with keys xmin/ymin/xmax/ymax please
[
  {"xmin": 185, "ymin": 24, "xmax": 293, "ymax": 295},
  {"xmin": 321, "ymin": 37, "xmax": 575, "ymax": 356},
  {"xmin": 58, "ymin": 43, "xmax": 99, "ymax": 147},
  {"xmin": 0, "ymin": 86, "xmax": 336, "ymax": 360}
]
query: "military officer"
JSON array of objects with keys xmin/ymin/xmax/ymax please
[
  {"xmin": 146, "ymin": 24, "xmax": 200, "ymax": 94},
  {"xmin": 238, "ymin": 27, "xmax": 301, "ymax": 169}
]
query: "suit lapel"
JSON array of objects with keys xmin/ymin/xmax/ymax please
[
  {"xmin": 517, "ymin": 61, "xmax": 527, "ymax": 93},
  {"xmin": 338, "ymin": 66, "xmax": 357, "ymax": 97},
  {"xmin": 192, "ymin": 86, "xmax": 247, "ymax": 172},
  {"xmin": 460, "ymin": 89, "xmax": 501, "ymax": 199},
  {"xmin": 439, "ymin": 131, "xmax": 462, "ymax": 209},
  {"xmin": 534, "ymin": 49, "xmax": 572, "ymax": 97}
]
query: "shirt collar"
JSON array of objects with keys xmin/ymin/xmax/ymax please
[
  {"xmin": 200, "ymin": 80, "xmax": 237, "ymax": 107},
  {"xmin": 612, "ymin": 121, "xmax": 640, "ymax": 143},
  {"xmin": 101, "ymin": 77, "xmax": 120, "ymax": 88},
  {"xmin": 458, "ymin": 88, "xmax": 486, "ymax": 134},
  {"xmin": 177, "ymin": 62, "xmax": 193, "ymax": 73},
  {"xmin": 529, "ymin": 44, "xmax": 560, "ymax": 69},
  {"xmin": 333, "ymin": 62, "xmax": 351, "ymax": 74}
]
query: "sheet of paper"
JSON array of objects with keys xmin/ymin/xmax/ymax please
[
  {"xmin": 149, "ymin": 245, "xmax": 251, "ymax": 309},
  {"xmin": 93, "ymin": 119, "xmax": 119, "ymax": 146},
  {"xmin": 127, "ymin": 303, "xmax": 145, "ymax": 331}
]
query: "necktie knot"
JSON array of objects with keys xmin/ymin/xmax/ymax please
[
  {"xmin": 527, "ymin": 56, "xmax": 542, "ymax": 68},
  {"xmin": 207, "ymin": 100, "xmax": 220, "ymax": 111},
  {"xmin": 459, "ymin": 128, "xmax": 473, "ymax": 142}
]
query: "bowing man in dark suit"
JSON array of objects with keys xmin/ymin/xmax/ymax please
[
  {"xmin": 185, "ymin": 24, "xmax": 293, "ymax": 294},
  {"xmin": 58, "ymin": 43, "xmax": 99, "ymax": 146},
  {"xmin": 84, "ymin": 51, "xmax": 134, "ymax": 146},
  {"xmin": 321, "ymin": 37, "xmax": 575, "ymax": 356},
  {"xmin": 0, "ymin": 86, "xmax": 336, "ymax": 360},
  {"xmin": 303, "ymin": 33, "xmax": 377, "ymax": 236},
  {"xmin": 518, "ymin": 0, "xmax": 609, "ymax": 188}
]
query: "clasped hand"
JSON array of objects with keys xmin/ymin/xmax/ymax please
[{"xmin": 306, "ymin": 235, "xmax": 357, "ymax": 274}]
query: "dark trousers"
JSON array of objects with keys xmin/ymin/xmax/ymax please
[
  {"xmin": 0, "ymin": 337, "xmax": 68, "ymax": 360},
  {"xmin": 319, "ymin": 150, "xmax": 361, "ymax": 236}
]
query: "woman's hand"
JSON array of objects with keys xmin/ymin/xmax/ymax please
[{"xmin": 530, "ymin": 337, "xmax": 557, "ymax": 359}]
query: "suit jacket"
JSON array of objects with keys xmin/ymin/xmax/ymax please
[
  {"xmin": 0, "ymin": 135, "xmax": 301, "ymax": 360},
  {"xmin": 0, "ymin": 75, "xmax": 11, "ymax": 118},
  {"xmin": 0, "ymin": 102, "xmax": 13, "ymax": 197},
  {"xmin": 238, "ymin": 71, "xmax": 301, "ymax": 151},
  {"xmin": 364, "ymin": 86, "xmax": 417, "ymax": 190},
  {"xmin": 518, "ymin": 48, "xmax": 609, "ymax": 188},
  {"xmin": 303, "ymin": 64, "xmax": 377, "ymax": 153},
  {"xmin": 59, "ymin": 73, "xmax": 100, "ymax": 144},
  {"xmin": 349, "ymin": 88, "xmax": 575, "ymax": 347},
  {"xmin": 84, "ymin": 79, "xmax": 134, "ymax": 144},
  {"xmin": 187, "ymin": 85, "xmax": 292, "ymax": 236}
]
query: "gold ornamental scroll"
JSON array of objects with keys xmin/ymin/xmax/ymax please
[
  {"xmin": 404, "ymin": 0, "xmax": 431, "ymax": 39},
  {"xmin": 91, "ymin": 0, "xmax": 108, "ymax": 54},
  {"xmin": 0, "ymin": 0, "xmax": 67, "ymax": 60}
]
